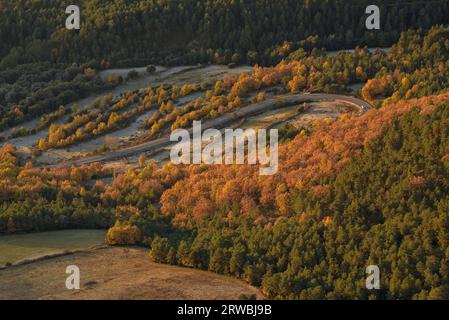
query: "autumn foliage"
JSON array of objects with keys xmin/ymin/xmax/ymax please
[{"xmin": 160, "ymin": 93, "xmax": 449, "ymax": 224}]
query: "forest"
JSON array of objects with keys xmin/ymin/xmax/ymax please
[
  {"xmin": 1, "ymin": 0, "xmax": 449, "ymax": 68},
  {"xmin": 1, "ymin": 1, "xmax": 449, "ymax": 300}
]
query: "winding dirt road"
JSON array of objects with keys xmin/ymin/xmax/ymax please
[{"xmin": 49, "ymin": 93, "xmax": 371, "ymax": 168}]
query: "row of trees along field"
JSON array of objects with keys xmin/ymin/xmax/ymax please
[
  {"xmin": 37, "ymin": 83, "xmax": 205, "ymax": 151},
  {"xmin": 1, "ymin": 0, "xmax": 449, "ymax": 68}
]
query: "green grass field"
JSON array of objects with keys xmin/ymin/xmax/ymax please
[{"xmin": 0, "ymin": 229, "xmax": 106, "ymax": 266}]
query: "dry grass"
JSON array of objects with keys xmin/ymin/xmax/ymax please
[
  {"xmin": 0, "ymin": 247, "xmax": 263, "ymax": 300},
  {"xmin": 0, "ymin": 229, "xmax": 106, "ymax": 266}
]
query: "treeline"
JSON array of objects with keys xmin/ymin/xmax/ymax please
[{"xmin": 1, "ymin": 0, "xmax": 449, "ymax": 68}]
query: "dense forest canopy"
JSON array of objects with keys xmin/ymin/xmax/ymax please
[
  {"xmin": 1, "ymin": 25, "xmax": 448, "ymax": 136},
  {"xmin": 1, "ymin": 0, "xmax": 449, "ymax": 68},
  {"xmin": 0, "ymin": 62, "xmax": 113, "ymax": 130},
  {"xmin": 2, "ymin": 93, "xmax": 449, "ymax": 299},
  {"xmin": 1, "ymin": 26, "xmax": 449, "ymax": 298},
  {"xmin": 1, "ymin": 1, "xmax": 449, "ymax": 300}
]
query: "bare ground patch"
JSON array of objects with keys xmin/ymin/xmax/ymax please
[{"xmin": 0, "ymin": 247, "xmax": 263, "ymax": 300}]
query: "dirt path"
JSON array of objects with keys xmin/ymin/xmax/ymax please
[{"xmin": 0, "ymin": 247, "xmax": 264, "ymax": 300}]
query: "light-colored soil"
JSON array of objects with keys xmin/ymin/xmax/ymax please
[{"xmin": 0, "ymin": 247, "xmax": 264, "ymax": 300}]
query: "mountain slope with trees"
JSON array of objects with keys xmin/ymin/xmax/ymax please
[{"xmin": 1, "ymin": 0, "xmax": 449, "ymax": 68}]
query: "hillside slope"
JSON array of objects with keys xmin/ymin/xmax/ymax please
[
  {"xmin": 1, "ymin": 0, "xmax": 448, "ymax": 67},
  {"xmin": 143, "ymin": 93, "xmax": 449, "ymax": 299}
]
